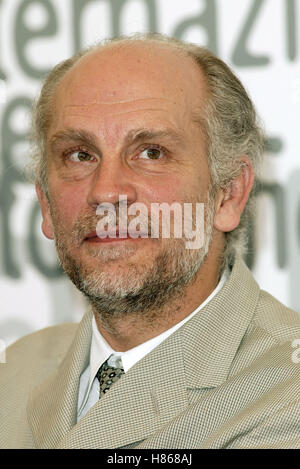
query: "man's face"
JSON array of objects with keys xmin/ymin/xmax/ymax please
[{"xmin": 39, "ymin": 43, "xmax": 215, "ymax": 316}]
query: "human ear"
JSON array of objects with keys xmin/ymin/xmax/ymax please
[
  {"xmin": 213, "ymin": 158, "xmax": 254, "ymax": 233},
  {"xmin": 35, "ymin": 184, "xmax": 54, "ymax": 240}
]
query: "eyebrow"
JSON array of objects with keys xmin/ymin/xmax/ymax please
[
  {"xmin": 49, "ymin": 129, "xmax": 99, "ymax": 153},
  {"xmin": 49, "ymin": 127, "xmax": 187, "ymax": 153}
]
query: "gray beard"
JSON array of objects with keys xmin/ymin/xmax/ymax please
[
  {"xmin": 52, "ymin": 196, "xmax": 214, "ymax": 326},
  {"xmin": 58, "ymin": 239, "xmax": 210, "ymax": 319}
]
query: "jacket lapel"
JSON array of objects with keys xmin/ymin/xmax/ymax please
[
  {"xmin": 27, "ymin": 309, "xmax": 93, "ymax": 448},
  {"xmin": 180, "ymin": 255, "xmax": 260, "ymax": 388},
  {"xmin": 56, "ymin": 328, "xmax": 190, "ymax": 448}
]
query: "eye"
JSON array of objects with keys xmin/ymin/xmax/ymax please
[
  {"xmin": 67, "ymin": 150, "xmax": 95, "ymax": 163},
  {"xmin": 138, "ymin": 146, "xmax": 165, "ymax": 160}
]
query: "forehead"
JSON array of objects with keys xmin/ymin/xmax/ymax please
[{"xmin": 53, "ymin": 42, "xmax": 207, "ymax": 123}]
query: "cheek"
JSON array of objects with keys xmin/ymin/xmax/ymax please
[
  {"xmin": 147, "ymin": 186, "xmax": 178, "ymax": 204},
  {"xmin": 140, "ymin": 172, "xmax": 185, "ymax": 204},
  {"xmin": 143, "ymin": 175, "xmax": 207, "ymax": 205},
  {"xmin": 49, "ymin": 183, "xmax": 87, "ymax": 229}
]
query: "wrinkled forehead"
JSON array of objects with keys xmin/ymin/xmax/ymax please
[{"xmin": 54, "ymin": 42, "xmax": 208, "ymax": 113}]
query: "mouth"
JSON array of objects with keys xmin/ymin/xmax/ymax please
[{"xmin": 84, "ymin": 229, "xmax": 149, "ymax": 244}]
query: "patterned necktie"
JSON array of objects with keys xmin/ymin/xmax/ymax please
[{"xmin": 96, "ymin": 358, "xmax": 125, "ymax": 398}]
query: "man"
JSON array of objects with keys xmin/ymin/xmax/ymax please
[{"xmin": 1, "ymin": 33, "xmax": 300, "ymax": 449}]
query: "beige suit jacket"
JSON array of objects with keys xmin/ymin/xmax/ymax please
[{"xmin": 1, "ymin": 257, "xmax": 300, "ymax": 449}]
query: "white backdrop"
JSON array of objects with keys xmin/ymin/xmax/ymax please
[{"xmin": 1, "ymin": 0, "xmax": 300, "ymax": 346}]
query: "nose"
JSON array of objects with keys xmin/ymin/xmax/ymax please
[{"xmin": 87, "ymin": 157, "xmax": 138, "ymax": 211}]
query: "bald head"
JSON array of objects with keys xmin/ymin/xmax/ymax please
[{"xmin": 51, "ymin": 40, "xmax": 208, "ymax": 137}]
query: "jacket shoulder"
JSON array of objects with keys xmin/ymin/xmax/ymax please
[
  {"xmin": 254, "ymin": 289, "xmax": 300, "ymax": 342},
  {"xmin": 2, "ymin": 322, "xmax": 78, "ymax": 382},
  {"xmin": 0, "ymin": 322, "xmax": 79, "ymax": 449},
  {"xmin": 229, "ymin": 287, "xmax": 300, "ymax": 377}
]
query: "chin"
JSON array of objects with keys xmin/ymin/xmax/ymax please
[
  {"xmin": 82, "ymin": 242, "xmax": 143, "ymax": 263},
  {"xmin": 79, "ymin": 269, "xmax": 146, "ymax": 298}
]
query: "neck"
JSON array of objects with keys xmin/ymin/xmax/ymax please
[{"xmin": 94, "ymin": 239, "xmax": 224, "ymax": 352}]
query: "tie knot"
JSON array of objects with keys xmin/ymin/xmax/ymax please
[{"xmin": 96, "ymin": 358, "xmax": 124, "ymax": 398}]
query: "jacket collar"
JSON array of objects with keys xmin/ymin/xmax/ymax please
[
  {"xmin": 28, "ymin": 256, "xmax": 260, "ymax": 448},
  {"xmin": 181, "ymin": 255, "xmax": 260, "ymax": 388}
]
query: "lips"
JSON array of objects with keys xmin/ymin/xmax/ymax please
[
  {"xmin": 84, "ymin": 229, "xmax": 148, "ymax": 242},
  {"xmin": 85, "ymin": 229, "xmax": 126, "ymax": 239}
]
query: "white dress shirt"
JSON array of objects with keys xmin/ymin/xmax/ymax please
[{"xmin": 77, "ymin": 269, "xmax": 229, "ymax": 421}]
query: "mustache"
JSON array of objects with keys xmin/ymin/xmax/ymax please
[
  {"xmin": 72, "ymin": 210, "xmax": 151, "ymax": 245},
  {"xmin": 65, "ymin": 197, "xmax": 210, "ymax": 246}
]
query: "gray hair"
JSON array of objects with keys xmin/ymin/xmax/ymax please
[{"xmin": 29, "ymin": 33, "xmax": 264, "ymax": 269}]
